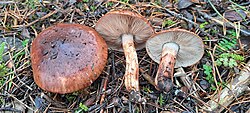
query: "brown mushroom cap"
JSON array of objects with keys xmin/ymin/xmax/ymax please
[
  {"xmin": 95, "ymin": 10, "xmax": 154, "ymax": 51},
  {"xmin": 146, "ymin": 28, "xmax": 204, "ymax": 68},
  {"xmin": 31, "ymin": 23, "xmax": 108, "ymax": 94}
]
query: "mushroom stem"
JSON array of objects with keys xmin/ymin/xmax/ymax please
[
  {"xmin": 122, "ymin": 34, "xmax": 139, "ymax": 92},
  {"xmin": 155, "ymin": 42, "xmax": 179, "ymax": 92}
]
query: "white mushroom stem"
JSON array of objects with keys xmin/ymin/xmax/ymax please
[
  {"xmin": 122, "ymin": 34, "xmax": 139, "ymax": 92},
  {"xmin": 155, "ymin": 42, "xmax": 179, "ymax": 92}
]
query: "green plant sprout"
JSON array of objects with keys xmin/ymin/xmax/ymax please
[
  {"xmin": 158, "ymin": 93, "xmax": 165, "ymax": 106},
  {"xmin": 153, "ymin": 0, "xmax": 162, "ymax": 5},
  {"xmin": 0, "ymin": 42, "xmax": 7, "ymax": 89},
  {"xmin": 11, "ymin": 39, "xmax": 30, "ymax": 68},
  {"xmin": 203, "ymin": 64, "xmax": 214, "ymax": 84},
  {"xmin": 75, "ymin": 102, "xmax": 88, "ymax": 113},
  {"xmin": 25, "ymin": 0, "xmax": 38, "ymax": 9},
  {"xmin": 218, "ymin": 38, "xmax": 237, "ymax": 51},
  {"xmin": 22, "ymin": 39, "xmax": 29, "ymax": 47},
  {"xmin": 90, "ymin": 6, "xmax": 96, "ymax": 11},
  {"xmin": 0, "ymin": 42, "xmax": 7, "ymax": 77},
  {"xmin": 216, "ymin": 53, "xmax": 244, "ymax": 68},
  {"xmin": 0, "ymin": 95, "xmax": 3, "ymax": 105},
  {"xmin": 162, "ymin": 19, "xmax": 175, "ymax": 27},
  {"xmin": 143, "ymin": 86, "xmax": 153, "ymax": 93},
  {"xmin": 203, "ymin": 64, "xmax": 226, "ymax": 91},
  {"xmin": 203, "ymin": 36, "xmax": 209, "ymax": 45},
  {"xmin": 199, "ymin": 22, "xmax": 209, "ymax": 29},
  {"xmin": 0, "ymin": 42, "xmax": 6, "ymax": 62},
  {"xmin": 106, "ymin": 2, "xmax": 113, "ymax": 7},
  {"xmin": 120, "ymin": 0, "xmax": 129, "ymax": 3},
  {"xmin": 227, "ymin": 29, "xmax": 237, "ymax": 37},
  {"xmin": 82, "ymin": 0, "xmax": 89, "ymax": 2},
  {"xmin": 210, "ymin": 82, "xmax": 226, "ymax": 91},
  {"xmin": 217, "ymin": 29, "xmax": 238, "ymax": 52}
]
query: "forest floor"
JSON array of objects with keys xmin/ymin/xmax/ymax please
[{"xmin": 0, "ymin": 0, "xmax": 250, "ymax": 113}]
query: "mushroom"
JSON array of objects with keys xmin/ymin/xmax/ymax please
[
  {"xmin": 31, "ymin": 23, "xmax": 108, "ymax": 94},
  {"xmin": 146, "ymin": 28, "xmax": 204, "ymax": 92},
  {"xmin": 95, "ymin": 10, "xmax": 154, "ymax": 92}
]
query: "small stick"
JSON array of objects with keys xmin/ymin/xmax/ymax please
[
  {"xmin": 175, "ymin": 67, "xmax": 200, "ymax": 99},
  {"xmin": 139, "ymin": 68, "xmax": 156, "ymax": 87},
  {"xmin": 203, "ymin": 61, "xmax": 250, "ymax": 112},
  {"xmin": 7, "ymin": 92, "xmax": 35, "ymax": 111},
  {"xmin": 193, "ymin": 8, "xmax": 250, "ymax": 36},
  {"xmin": 163, "ymin": 8, "xmax": 213, "ymax": 38},
  {"xmin": 12, "ymin": 10, "xmax": 58, "ymax": 28},
  {"xmin": 99, "ymin": 66, "xmax": 110, "ymax": 113},
  {"xmin": 0, "ymin": 1, "xmax": 15, "ymax": 4}
]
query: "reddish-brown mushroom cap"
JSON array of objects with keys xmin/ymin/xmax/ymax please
[
  {"xmin": 146, "ymin": 28, "xmax": 204, "ymax": 68},
  {"xmin": 95, "ymin": 10, "xmax": 154, "ymax": 51},
  {"xmin": 31, "ymin": 23, "xmax": 108, "ymax": 94}
]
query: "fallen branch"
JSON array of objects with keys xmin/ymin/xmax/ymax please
[
  {"xmin": 194, "ymin": 8, "xmax": 250, "ymax": 36},
  {"xmin": 150, "ymin": 3, "xmax": 213, "ymax": 38},
  {"xmin": 203, "ymin": 60, "xmax": 250, "ymax": 112}
]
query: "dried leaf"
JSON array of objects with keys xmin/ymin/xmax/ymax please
[
  {"xmin": 178, "ymin": 0, "xmax": 194, "ymax": 9},
  {"xmin": 34, "ymin": 96, "xmax": 46, "ymax": 111},
  {"xmin": 36, "ymin": 12, "xmax": 47, "ymax": 17},
  {"xmin": 240, "ymin": 36, "xmax": 250, "ymax": 49},
  {"xmin": 69, "ymin": 0, "xmax": 76, "ymax": 5},
  {"xmin": 151, "ymin": 17, "xmax": 164, "ymax": 26},
  {"xmin": 5, "ymin": 101, "xmax": 26, "ymax": 113},
  {"xmin": 199, "ymin": 79, "xmax": 210, "ymax": 90},
  {"xmin": 83, "ymin": 96, "xmax": 96, "ymax": 106},
  {"xmin": 21, "ymin": 27, "xmax": 31, "ymax": 38},
  {"xmin": 6, "ymin": 60, "xmax": 14, "ymax": 68},
  {"xmin": 224, "ymin": 10, "xmax": 247, "ymax": 22}
]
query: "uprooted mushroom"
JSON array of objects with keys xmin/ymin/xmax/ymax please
[
  {"xmin": 31, "ymin": 23, "xmax": 108, "ymax": 94},
  {"xmin": 95, "ymin": 10, "xmax": 154, "ymax": 93},
  {"xmin": 146, "ymin": 28, "xmax": 204, "ymax": 92}
]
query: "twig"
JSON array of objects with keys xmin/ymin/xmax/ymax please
[
  {"xmin": 0, "ymin": 1, "xmax": 15, "ymax": 4},
  {"xmin": 193, "ymin": 7, "xmax": 250, "ymax": 36},
  {"xmin": 7, "ymin": 92, "xmax": 35, "ymax": 112},
  {"xmin": 175, "ymin": 68, "xmax": 200, "ymax": 99},
  {"xmin": 203, "ymin": 60, "xmax": 250, "ymax": 112},
  {"xmin": 0, "ymin": 107, "xmax": 21, "ymax": 112},
  {"xmin": 173, "ymin": 99, "xmax": 190, "ymax": 112},
  {"xmin": 12, "ymin": 10, "xmax": 59, "ymax": 28},
  {"xmin": 207, "ymin": 51, "xmax": 220, "ymax": 97},
  {"xmin": 99, "ymin": 66, "xmax": 110, "ymax": 113},
  {"xmin": 8, "ymin": 48, "xmax": 33, "ymax": 90},
  {"xmin": 149, "ymin": 3, "xmax": 213, "ymax": 38},
  {"xmin": 139, "ymin": 68, "xmax": 156, "ymax": 87}
]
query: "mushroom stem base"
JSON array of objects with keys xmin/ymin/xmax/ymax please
[
  {"xmin": 122, "ymin": 34, "xmax": 139, "ymax": 92},
  {"xmin": 155, "ymin": 42, "xmax": 179, "ymax": 92}
]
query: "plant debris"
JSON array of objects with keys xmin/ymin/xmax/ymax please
[{"xmin": 0, "ymin": 0, "xmax": 250, "ymax": 113}]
